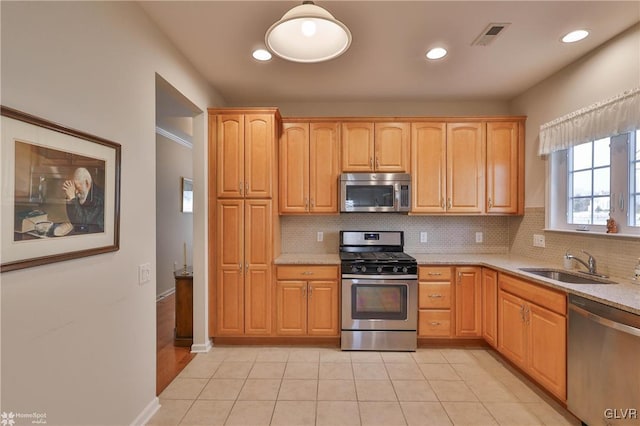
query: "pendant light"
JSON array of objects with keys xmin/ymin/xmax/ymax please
[{"xmin": 265, "ymin": 1, "xmax": 352, "ymax": 63}]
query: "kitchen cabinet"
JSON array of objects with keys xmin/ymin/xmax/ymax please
[
  {"xmin": 341, "ymin": 122, "xmax": 409, "ymax": 172},
  {"xmin": 411, "ymin": 122, "xmax": 485, "ymax": 213},
  {"xmin": 279, "ymin": 121, "xmax": 340, "ymax": 214},
  {"xmin": 418, "ymin": 266, "xmax": 453, "ymax": 337},
  {"xmin": 216, "ymin": 199, "xmax": 272, "ymax": 336},
  {"xmin": 481, "ymin": 268, "xmax": 498, "ymax": 347},
  {"xmin": 214, "ymin": 110, "xmax": 279, "ymax": 199},
  {"xmin": 486, "ymin": 121, "xmax": 524, "ymax": 214},
  {"xmin": 498, "ymin": 273, "xmax": 567, "ymax": 401},
  {"xmin": 275, "ymin": 266, "xmax": 339, "ymax": 336},
  {"xmin": 454, "ymin": 266, "xmax": 482, "ymax": 336}
]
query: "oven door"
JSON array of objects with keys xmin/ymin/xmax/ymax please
[{"xmin": 341, "ymin": 278, "xmax": 418, "ymax": 331}]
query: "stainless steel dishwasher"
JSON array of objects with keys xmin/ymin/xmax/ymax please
[{"xmin": 568, "ymin": 294, "xmax": 640, "ymax": 425}]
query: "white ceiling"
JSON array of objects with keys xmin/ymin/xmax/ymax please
[{"xmin": 141, "ymin": 1, "xmax": 640, "ymax": 106}]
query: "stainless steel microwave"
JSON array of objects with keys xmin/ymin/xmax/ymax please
[{"xmin": 340, "ymin": 173, "xmax": 411, "ymax": 213}]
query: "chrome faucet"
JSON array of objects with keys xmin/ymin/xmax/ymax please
[{"xmin": 565, "ymin": 250, "xmax": 598, "ymax": 275}]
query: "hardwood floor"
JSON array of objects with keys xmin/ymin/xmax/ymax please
[{"xmin": 156, "ymin": 293, "xmax": 196, "ymax": 395}]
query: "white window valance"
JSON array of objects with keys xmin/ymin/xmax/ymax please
[{"xmin": 538, "ymin": 87, "xmax": 640, "ymax": 155}]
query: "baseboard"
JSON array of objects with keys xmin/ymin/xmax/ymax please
[
  {"xmin": 131, "ymin": 397, "xmax": 160, "ymax": 426},
  {"xmin": 191, "ymin": 338, "xmax": 213, "ymax": 353},
  {"xmin": 156, "ymin": 287, "xmax": 175, "ymax": 302}
]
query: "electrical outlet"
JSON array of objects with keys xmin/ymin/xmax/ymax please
[
  {"xmin": 317, "ymin": 231, "xmax": 323, "ymax": 242},
  {"xmin": 475, "ymin": 232, "xmax": 483, "ymax": 243},
  {"xmin": 138, "ymin": 263, "xmax": 151, "ymax": 285},
  {"xmin": 420, "ymin": 231, "xmax": 428, "ymax": 243},
  {"xmin": 533, "ymin": 234, "xmax": 546, "ymax": 248}
]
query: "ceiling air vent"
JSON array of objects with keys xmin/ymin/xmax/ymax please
[{"xmin": 472, "ymin": 23, "xmax": 511, "ymax": 46}]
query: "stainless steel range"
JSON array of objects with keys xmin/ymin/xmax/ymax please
[{"xmin": 340, "ymin": 231, "xmax": 418, "ymax": 351}]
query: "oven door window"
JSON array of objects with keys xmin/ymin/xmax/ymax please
[
  {"xmin": 345, "ymin": 185, "xmax": 394, "ymax": 208},
  {"xmin": 351, "ymin": 284, "xmax": 407, "ymax": 320}
]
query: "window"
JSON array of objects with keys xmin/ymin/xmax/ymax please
[{"xmin": 548, "ymin": 130, "xmax": 639, "ymax": 235}]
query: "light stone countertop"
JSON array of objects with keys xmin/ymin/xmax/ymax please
[{"xmin": 274, "ymin": 252, "xmax": 640, "ymax": 315}]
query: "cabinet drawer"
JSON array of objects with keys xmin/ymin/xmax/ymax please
[
  {"xmin": 419, "ymin": 283, "xmax": 451, "ymax": 308},
  {"xmin": 419, "ymin": 266, "xmax": 452, "ymax": 281},
  {"xmin": 499, "ymin": 273, "xmax": 566, "ymax": 315},
  {"xmin": 419, "ymin": 310, "xmax": 452, "ymax": 337},
  {"xmin": 276, "ymin": 265, "xmax": 338, "ymax": 281}
]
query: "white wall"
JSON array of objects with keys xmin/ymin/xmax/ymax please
[
  {"xmin": 156, "ymin": 135, "xmax": 193, "ymax": 298},
  {"xmin": 1, "ymin": 2, "xmax": 222, "ymax": 424},
  {"xmin": 510, "ymin": 23, "xmax": 640, "ymax": 207}
]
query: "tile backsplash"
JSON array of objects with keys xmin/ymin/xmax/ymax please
[
  {"xmin": 280, "ymin": 208, "xmax": 640, "ymax": 279},
  {"xmin": 281, "ymin": 214, "xmax": 511, "ymax": 255}
]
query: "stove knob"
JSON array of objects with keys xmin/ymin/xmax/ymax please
[
  {"xmin": 402, "ymin": 266, "xmax": 408, "ymax": 274},
  {"xmin": 360, "ymin": 266, "xmax": 367, "ymax": 273},
  {"xmin": 377, "ymin": 266, "xmax": 383, "ymax": 273},
  {"xmin": 393, "ymin": 266, "xmax": 399, "ymax": 273},
  {"xmin": 351, "ymin": 265, "xmax": 359, "ymax": 273}
]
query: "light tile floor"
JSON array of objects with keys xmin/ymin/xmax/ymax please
[{"xmin": 147, "ymin": 346, "xmax": 580, "ymax": 426}]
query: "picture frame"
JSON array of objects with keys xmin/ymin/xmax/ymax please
[
  {"xmin": 181, "ymin": 177, "xmax": 193, "ymax": 213},
  {"xmin": 1, "ymin": 106, "xmax": 121, "ymax": 272}
]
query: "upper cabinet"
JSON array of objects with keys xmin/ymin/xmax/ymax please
[
  {"xmin": 341, "ymin": 122, "xmax": 409, "ymax": 172},
  {"xmin": 280, "ymin": 121, "xmax": 340, "ymax": 214},
  {"xmin": 486, "ymin": 121, "xmax": 524, "ymax": 214},
  {"xmin": 213, "ymin": 109, "xmax": 279, "ymax": 199},
  {"xmin": 411, "ymin": 118, "xmax": 524, "ymax": 215}
]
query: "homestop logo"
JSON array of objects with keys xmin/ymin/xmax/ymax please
[{"xmin": 1, "ymin": 412, "xmax": 47, "ymax": 425}]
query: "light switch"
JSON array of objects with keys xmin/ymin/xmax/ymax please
[
  {"xmin": 317, "ymin": 231, "xmax": 323, "ymax": 242},
  {"xmin": 475, "ymin": 232, "xmax": 483, "ymax": 243},
  {"xmin": 138, "ymin": 263, "xmax": 151, "ymax": 285},
  {"xmin": 420, "ymin": 232, "xmax": 428, "ymax": 243}
]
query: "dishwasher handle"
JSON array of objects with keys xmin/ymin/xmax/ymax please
[{"xmin": 570, "ymin": 303, "xmax": 640, "ymax": 338}]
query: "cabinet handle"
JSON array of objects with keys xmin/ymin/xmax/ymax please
[
  {"xmin": 441, "ymin": 198, "xmax": 445, "ymax": 210},
  {"xmin": 302, "ymin": 271, "xmax": 314, "ymax": 275},
  {"xmin": 428, "ymin": 294, "xmax": 443, "ymax": 298},
  {"xmin": 304, "ymin": 198, "xmax": 309, "ymax": 211},
  {"xmin": 302, "ymin": 286, "xmax": 306, "ymax": 297},
  {"xmin": 457, "ymin": 271, "xmax": 462, "ymax": 284},
  {"xmin": 238, "ymin": 263, "xmax": 242, "ymax": 271},
  {"xmin": 375, "ymin": 157, "xmax": 380, "ymax": 168},
  {"xmin": 370, "ymin": 157, "xmax": 373, "ymax": 168},
  {"xmin": 245, "ymin": 263, "xmax": 249, "ymax": 272},
  {"xmin": 524, "ymin": 305, "xmax": 530, "ymax": 324},
  {"xmin": 309, "ymin": 286, "xmax": 313, "ymax": 298},
  {"xmin": 239, "ymin": 181, "xmax": 243, "ymax": 195},
  {"xmin": 427, "ymin": 272, "xmax": 442, "ymax": 276},
  {"xmin": 310, "ymin": 198, "xmax": 315, "ymax": 208},
  {"xmin": 447, "ymin": 198, "xmax": 452, "ymax": 210},
  {"xmin": 488, "ymin": 197, "xmax": 493, "ymax": 208},
  {"xmin": 519, "ymin": 305, "xmax": 525, "ymax": 322},
  {"xmin": 430, "ymin": 321, "xmax": 441, "ymax": 326}
]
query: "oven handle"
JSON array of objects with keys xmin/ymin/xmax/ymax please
[{"xmin": 342, "ymin": 275, "xmax": 418, "ymax": 281}]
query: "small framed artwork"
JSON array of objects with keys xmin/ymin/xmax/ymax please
[
  {"xmin": 181, "ymin": 177, "xmax": 193, "ymax": 213},
  {"xmin": 1, "ymin": 106, "xmax": 121, "ymax": 272}
]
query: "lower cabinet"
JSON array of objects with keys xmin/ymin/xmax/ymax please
[
  {"xmin": 275, "ymin": 265, "xmax": 339, "ymax": 337},
  {"xmin": 481, "ymin": 268, "xmax": 498, "ymax": 347},
  {"xmin": 418, "ymin": 266, "xmax": 453, "ymax": 337},
  {"xmin": 498, "ymin": 273, "xmax": 567, "ymax": 401}
]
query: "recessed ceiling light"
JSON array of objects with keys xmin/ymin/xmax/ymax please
[
  {"xmin": 252, "ymin": 48, "xmax": 272, "ymax": 61},
  {"xmin": 426, "ymin": 47, "xmax": 447, "ymax": 60},
  {"xmin": 562, "ymin": 30, "xmax": 589, "ymax": 43}
]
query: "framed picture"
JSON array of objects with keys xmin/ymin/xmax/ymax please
[
  {"xmin": 181, "ymin": 177, "xmax": 193, "ymax": 213},
  {"xmin": 1, "ymin": 106, "xmax": 121, "ymax": 272}
]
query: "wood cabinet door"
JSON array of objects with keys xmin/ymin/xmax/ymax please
[
  {"xmin": 216, "ymin": 200, "xmax": 244, "ymax": 335},
  {"xmin": 244, "ymin": 114, "xmax": 274, "ymax": 198},
  {"xmin": 310, "ymin": 122, "xmax": 340, "ymax": 213},
  {"xmin": 527, "ymin": 303, "xmax": 567, "ymax": 401},
  {"xmin": 498, "ymin": 290, "xmax": 527, "ymax": 368},
  {"xmin": 374, "ymin": 122, "xmax": 409, "ymax": 172},
  {"xmin": 216, "ymin": 114, "xmax": 244, "ymax": 198},
  {"xmin": 280, "ymin": 122, "xmax": 310, "ymax": 213},
  {"xmin": 454, "ymin": 267, "xmax": 482, "ymax": 336},
  {"xmin": 308, "ymin": 280, "xmax": 339, "ymax": 336},
  {"xmin": 486, "ymin": 122, "xmax": 519, "ymax": 213},
  {"xmin": 411, "ymin": 123, "xmax": 446, "ymax": 213},
  {"xmin": 446, "ymin": 123, "xmax": 485, "ymax": 213},
  {"xmin": 482, "ymin": 268, "xmax": 498, "ymax": 347},
  {"xmin": 244, "ymin": 200, "xmax": 272, "ymax": 335},
  {"xmin": 276, "ymin": 281, "xmax": 307, "ymax": 335},
  {"xmin": 341, "ymin": 122, "xmax": 374, "ymax": 171}
]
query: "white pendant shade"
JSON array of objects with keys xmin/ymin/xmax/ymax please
[{"xmin": 265, "ymin": 2, "xmax": 352, "ymax": 63}]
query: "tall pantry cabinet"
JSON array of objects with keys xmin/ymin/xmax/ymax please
[{"xmin": 209, "ymin": 108, "xmax": 281, "ymax": 336}]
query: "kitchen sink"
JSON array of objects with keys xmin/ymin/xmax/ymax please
[{"xmin": 518, "ymin": 268, "xmax": 616, "ymax": 284}]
